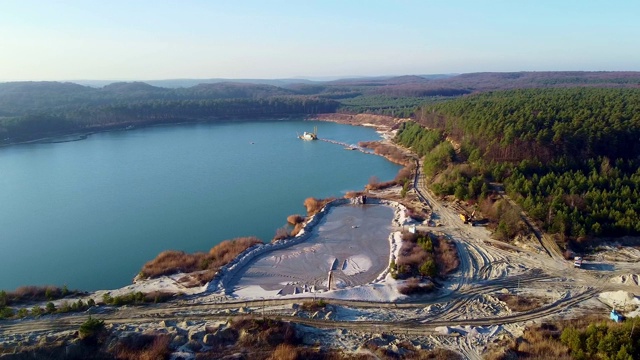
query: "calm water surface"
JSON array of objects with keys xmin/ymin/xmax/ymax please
[{"xmin": 0, "ymin": 120, "xmax": 400, "ymax": 291}]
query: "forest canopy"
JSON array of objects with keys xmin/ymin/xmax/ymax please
[{"xmin": 399, "ymin": 88, "xmax": 640, "ymax": 242}]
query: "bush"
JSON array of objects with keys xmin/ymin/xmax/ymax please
[
  {"xmin": 78, "ymin": 316, "xmax": 105, "ymax": 340},
  {"xmin": 433, "ymin": 236, "xmax": 460, "ymax": 277},
  {"xmin": 272, "ymin": 227, "xmax": 291, "ymax": 242},
  {"xmin": 0, "ymin": 285, "xmax": 82, "ymax": 306},
  {"xmin": 31, "ymin": 306, "xmax": 43, "ymax": 317},
  {"xmin": 303, "ymin": 197, "xmax": 334, "ymax": 216},
  {"xmin": 399, "ymin": 277, "xmax": 435, "ymax": 295},
  {"xmin": 286, "ymin": 214, "xmax": 305, "ymax": 225},
  {"xmin": 115, "ymin": 334, "xmax": 171, "ymax": 360},
  {"xmin": 269, "ymin": 344, "xmax": 300, "ymax": 360},
  {"xmin": 140, "ymin": 237, "xmax": 262, "ymax": 285},
  {"xmin": 290, "ymin": 222, "xmax": 305, "ymax": 236},
  {"xmin": 300, "ymin": 300, "xmax": 327, "ymax": 312},
  {"xmin": 45, "ymin": 302, "xmax": 56, "ymax": 313},
  {"xmin": 419, "ymin": 260, "xmax": 436, "ymax": 277},
  {"xmin": 0, "ymin": 306, "xmax": 15, "ymax": 319}
]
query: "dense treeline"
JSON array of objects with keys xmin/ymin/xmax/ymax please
[
  {"xmin": 418, "ymin": 88, "xmax": 640, "ymax": 161},
  {"xmin": 337, "ymin": 95, "xmax": 437, "ymax": 117},
  {"xmin": 400, "ymin": 88, "xmax": 640, "ymax": 242},
  {"xmin": 560, "ymin": 319, "xmax": 640, "ymax": 360},
  {"xmin": 0, "ymin": 81, "xmax": 297, "ymax": 115},
  {"xmin": 0, "ymin": 96, "xmax": 338, "ymax": 142}
]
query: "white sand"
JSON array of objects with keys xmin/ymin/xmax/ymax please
[
  {"xmin": 213, "ymin": 200, "xmax": 410, "ymax": 302},
  {"xmin": 598, "ymin": 290, "xmax": 640, "ymax": 308}
]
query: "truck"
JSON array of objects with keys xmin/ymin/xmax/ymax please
[
  {"xmin": 610, "ymin": 309, "xmax": 625, "ymax": 322},
  {"xmin": 573, "ymin": 256, "xmax": 583, "ymax": 268}
]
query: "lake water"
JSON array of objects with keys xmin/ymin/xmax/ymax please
[{"xmin": 0, "ymin": 120, "xmax": 400, "ymax": 291}]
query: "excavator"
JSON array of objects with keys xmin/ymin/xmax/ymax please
[{"xmin": 459, "ymin": 210, "xmax": 476, "ymax": 225}]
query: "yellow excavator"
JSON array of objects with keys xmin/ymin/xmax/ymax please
[{"xmin": 459, "ymin": 210, "xmax": 476, "ymax": 225}]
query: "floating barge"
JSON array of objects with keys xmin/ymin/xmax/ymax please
[{"xmin": 298, "ymin": 126, "xmax": 318, "ymax": 141}]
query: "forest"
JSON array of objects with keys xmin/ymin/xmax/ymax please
[
  {"xmin": 3, "ymin": 71, "xmax": 640, "ymax": 143},
  {"xmin": 397, "ymin": 87, "xmax": 640, "ymax": 243},
  {"xmin": 0, "ymin": 96, "xmax": 339, "ymax": 142}
]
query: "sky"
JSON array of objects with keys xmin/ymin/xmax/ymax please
[{"xmin": 0, "ymin": 0, "xmax": 639, "ymax": 81}]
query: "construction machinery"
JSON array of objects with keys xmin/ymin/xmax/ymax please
[
  {"xmin": 610, "ymin": 308, "xmax": 625, "ymax": 322},
  {"xmin": 459, "ymin": 210, "xmax": 476, "ymax": 225},
  {"xmin": 573, "ymin": 256, "xmax": 583, "ymax": 268},
  {"xmin": 298, "ymin": 126, "xmax": 318, "ymax": 141}
]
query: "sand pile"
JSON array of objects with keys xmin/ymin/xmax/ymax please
[
  {"xmin": 610, "ymin": 273, "xmax": 640, "ymax": 286},
  {"xmin": 598, "ymin": 290, "xmax": 640, "ymax": 308}
]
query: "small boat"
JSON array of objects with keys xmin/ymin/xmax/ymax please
[{"xmin": 344, "ymin": 146, "xmax": 356, "ymax": 150}]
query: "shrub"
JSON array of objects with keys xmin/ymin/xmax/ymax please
[
  {"xmin": 290, "ymin": 222, "xmax": 305, "ymax": 236},
  {"xmin": 269, "ymin": 343, "xmax": 300, "ymax": 360},
  {"xmin": 433, "ymin": 236, "xmax": 460, "ymax": 277},
  {"xmin": 419, "ymin": 260, "xmax": 437, "ymax": 277},
  {"xmin": 30, "ymin": 306, "xmax": 43, "ymax": 317},
  {"xmin": 115, "ymin": 334, "xmax": 171, "ymax": 360},
  {"xmin": 303, "ymin": 197, "xmax": 334, "ymax": 216},
  {"xmin": 496, "ymin": 294, "xmax": 546, "ymax": 312},
  {"xmin": 286, "ymin": 214, "xmax": 305, "ymax": 225},
  {"xmin": 16, "ymin": 308, "xmax": 28, "ymax": 318},
  {"xmin": 300, "ymin": 299, "xmax": 327, "ymax": 312},
  {"xmin": 45, "ymin": 302, "xmax": 56, "ymax": 313},
  {"xmin": 0, "ymin": 285, "xmax": 82, "ymax": 306},
  {"xmin": 273, "ymin": 227, "xmax": 291, "ymax": 242},
  {"xmin": 399, "ymin": 277, "xmax": 435, "ymax": 295},
  {"xmin": 344, "ymin": 191, "xmax": 365, "ymax": 199},
  {"xmin": 78, "ymin": 316, "xmax": 105, "ymax": 340},
  {"xmin": 140, "ymin": 237, "xmax": 262, "ymax": 285},
  {"xmin": 0, "ymin": 306, "xmax": 15, "ymax": 319}
]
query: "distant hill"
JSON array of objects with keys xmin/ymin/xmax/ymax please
[
  {"xmin": 2, "ymin": 71, "xmax": 640, "ymax": 142},
  {"xmin": 72, "ymin": 78, "xmax": 320, "ymax": 89},
  {"xmin": 177, "ymin": 82, "xmax": 295, "ymax": 99},
  {"xmin": 426, "ymin": 71, "xmax": 640, "ymax": 91}
]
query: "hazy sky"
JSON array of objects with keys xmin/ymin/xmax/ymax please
[{"xmin": 1, "ymin": 0, "xmax": 638, "ymax": 81}]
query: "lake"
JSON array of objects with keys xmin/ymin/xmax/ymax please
[{"xmin": 0, "ymin": 120, "xmax": 400, "ymax": 291}]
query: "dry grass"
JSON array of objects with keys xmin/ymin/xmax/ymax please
[
  {"xmin": 496, "ymin": 294, "xmax": 547, "ymax": 312},
  {"xmin": 300, "ymin": 299, "xmax": 327, "ymax": 312},
  {"xmin": 358, "ymin": 140, "xmax": 416, "ymax": 189},
  {"xmin": 291, "ymin": 222, "xmax": 305, "ymax": 236},
  {"xmin": 2, "ymin": 285, "xmax": 81, "ymax": 305},
  {"xmin": 287, "ymin": 214, "xmax": 305, "ymax": 225},
  {"xmin": 344, "ymin": 191, "xmax": 366, "ymax": 199},
  {"xmin": 140, "ymin": 237, "xmax": 262, "ymax": 285},
  {"xmin": 398, "ymin": 277, "xmax": 435, "ymax": 295},
  {"xmin": 358, "ymin": 141, "xmax": 414, "ymax": 167},
  {"xmin": 114, "ymin": 333, "xmax": 171, "ymax": 360},
  {"xmin": 397, "ymin": 242, "xmax": 429, "ymax": 267},
  {"xmin": 304, "ymin": 197, "xmax": 335, "ymax": 216},
  {"xmin": 231, "ymin": 317, "xmax": 297, "ymax": 348},
  {"xmin": 273, "ymin": 227, "xmax": 291, "ymax": 242},
  {"xmin": 269, "ymin": 343, "xmax": 300, "ymax": 360},
  {"xmin": 365, "ymin": 179, "xmax": 398, "ymax": 191},
  {"xmin": 432, "ymin": 236, "xmax": 460, "ymax": 277}
]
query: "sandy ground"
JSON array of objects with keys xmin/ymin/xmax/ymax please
[{"xmin": 228, "ymin": 204, "xmax": 395, "ymax": 297}]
